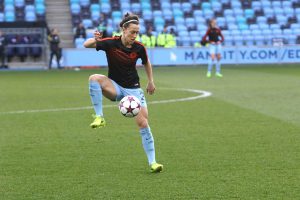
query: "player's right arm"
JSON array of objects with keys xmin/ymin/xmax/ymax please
[{"xmin": 84, "ymin": 31, "xmax": 103, "ymax": 48}]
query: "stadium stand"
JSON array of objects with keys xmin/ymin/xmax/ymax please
[{"xmin": 70, "ymin": 0, "xmax": 300, "ymax": 47}]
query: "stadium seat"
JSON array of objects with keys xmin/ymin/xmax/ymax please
[
  {"xmin": 71, "ymin": 4, "xmax": 80, "ymax": 15},
  {"xmin": 36, "ymin": 4, "xmax": 45, "ymax": 15},
  {"xmin": 185, "ymin": 18, "xmax": 195, "ymax": 29},
  {"xmin": 153, "ymin": 10, "xmax": 162, "ymax": 18},
  {"xmin": 224, "ymin": 35, "xmax": 233, "ymax": 46},
  {"xmin": 224, "ymin": 9, "xmax": 233, "ymax": 16},
  {"xmin": 216, "ymin": 17, "xmax": 226, "ymax": 27},
  {"xmin": 231, "ymin": 29, "xmax": 241, "ymax": 36},
  {"xmin": 0, "ymin": 13, "xmax": 4, "ymax": 22},
  {"xmin": 254, "ymin": 35, "xmax": 264, "ymax": 46},
  {"xmin": 271, "ymin": 1, "xmax": 281, "ymax": 8},
  {"xmin": 257, "ymin": 16, "xmax": 267, "ymax": 24},
  {"xmin": 252, "ymin": 1, "xmax": 261, "ymax": 11},
  {"xmin": 272, "ymin": 29, "xmax": 282, "ymax": 37},
  {"xmin": 91, "ymin": 11, "xmax": 100, "ymax": 21},
  {"xmin": 244, "ymin": 35, "xmax": 254, "ymax": 46},
  {"xmin": 131, "ymin": 3, "xmax": 141, "ymax": 13},
  {"xmin": 244, "ymin": 9, "xmax": 254, "ymax": 19},
  {"xmin": 276, "ymin": 15, "xmax": 287, "ymax": 26},
  {"xmin": 161, "ymin": 2, "xmax": 171, "ymax": 10},
  {"xmin": 263, "ymin": 8, "xmax": 274, "ymax": 18},
  {"xmin": 25, "ymin": 11, "xmax": 36, "ymax": 21},
  {"xmin": 282, "ymin": 1, "xmax": 292, "ymax": 8},
  {"xmin": 90, "ymin": 4, "xmax": 100, "ymax": 12},
  {"xmin": 270, "ymin": 24, "xmax": 280, "ymax": 30},
  {"xmin": 176, "ymin": 24, "xmax": 187, "ymax": 32},
  {"xmin": 5, "ymin": 11, "xmax": 15, "ymax": 22},
  {"xmin": 82, "ymin": 19, "xmax": 93, "ymax": 28},
  {"xmin": 258, "ymin": 23, "xmax": 269, "ymax": 30},
  {"xmin": 143, "ymin": 10, "xmax": 152, "ymax": 21},
  {"xmin": 234, "ymin": 35, "xmax": 243, "ymax": 46},
  {"xmin": 231, "ymin": 1, "xmax": 241, "ymax": 9},
  {"xmin": 75, "ymin": 38, "xmax": 85, "ymax": 48},
  {"xmin": 211, "ymin": 2, "xmax": 222, "ymax": 12},
  {"xmin": 101, "ymin": 3, "xmax": 111, "ymax": 14},
  {"xmin": 203, "ymin": 9, "xmax": 213, "ymax": 19},
  {"xmin": 195, "ymin": 16, "xmax": 205, "ymax": 24},
  {"xmin": 284, "ymin": 8, "xmax": 294, "ymax": 18},
  {"xmin": 4, "ymin": 4, "xmax": 14, "ymax": 12},
  {"xmin": 241, "ymin": 29, "xmax": 251, "ymax": 36},
  {"xmin": 182, "ymin": 2, "xmax": 192, "ymax": 13},
  {"xmin": 196, "ymin": 24, "xmax": 207, "ymax": 31},
  {"xmin": 201, "ymin": 2, "xmax": 210, "ymax": 11},
  {"xmin": 261, "ymin": 0, "xmax": 271, "ymax": 8},
  {"xmin": 173, "ymin": 9, "xmax": 183, "ymax": 18},
  {"xmin": 15, "ymin": 0, "xmax": 25, "ymax": 8}
]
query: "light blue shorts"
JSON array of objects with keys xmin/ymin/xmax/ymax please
[
  {"xmin": 209, "ymin": 43, "xmax": 222, "ymax": 55},
  {"xmin": 111, "ymin": 79, "xmax": 147, "ymax": 107}
]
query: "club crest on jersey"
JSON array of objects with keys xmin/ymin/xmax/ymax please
[{"xmin": 129, "ymin": 52, "xmax": 138, "ymax": 59}]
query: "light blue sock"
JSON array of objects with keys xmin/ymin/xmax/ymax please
[
  {"xmin": 208, "ymin": 59, "xmax": 213, "ymax": 73},
  {"xmin": 140, "ymin": 126, "xmax": 156, "ymax": 165},
  {"xmin": 216, "ymin": 60, "xmax": 221, "ymax": 74},
  {"xmin": 89, "ymin": 81, "xmax": 103, "ymax": 116}
]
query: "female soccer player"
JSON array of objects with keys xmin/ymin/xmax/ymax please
[
  {"xmin": 201, "ymin": 19, "xmax": 224, "ymax": 78},
  {"xmin": 83, "ymin": 13, "xmax": 163, "ymax": 173}
]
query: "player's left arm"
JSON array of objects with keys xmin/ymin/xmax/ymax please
[{"xmin": 144, "ymin": 60, "xmax": 155, "ymax": 95}]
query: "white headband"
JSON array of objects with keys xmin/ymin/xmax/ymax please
[{"xmin": 123, "ymin": 19, "xmax": 139, "ymax": 26}]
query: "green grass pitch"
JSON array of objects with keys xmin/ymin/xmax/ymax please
[{"xmin": 1, "ymin": 64, "xmax": 300, "ymax": 199}]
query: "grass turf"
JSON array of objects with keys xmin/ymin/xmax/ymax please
[{"xmin": 0, "ymin": 64, "xmax": 300, "ymax": 199}]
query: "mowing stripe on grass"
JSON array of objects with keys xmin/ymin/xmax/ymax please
[{"xmin": 0, "ymin": 88, "xmax": 212, "ymax": 115}]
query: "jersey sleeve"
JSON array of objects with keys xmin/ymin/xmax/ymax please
[
  {"xmin": 202, "ymin": 29, "xmax": 210, "ymax": 42},
  {"xmin": 96, "ymin": 39, "xmax": 110, "ymax": 51},
  {"xmin": 139, "ymin": 45, "xmax": 149, "ymax": 65},
  {"xmin": 218, "ymin": 29, "xmax": 224, "ymax": 43}
]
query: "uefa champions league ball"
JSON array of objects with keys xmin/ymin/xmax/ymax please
[{"xmin": 119, "ymin": 96, "xmax": 141, "ymax": 117}]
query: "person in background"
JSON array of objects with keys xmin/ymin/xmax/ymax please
[
  {"xmin": 0, "ymin": 30, "xmax": 7, "ymax": 68},
  {"xmin": 165, "ymin": 27, "xmax": 176, "ymax": 48},
  {"xmin": 156, "ymin": 25, "xmax": 168, "ymax": 47},
  {"xmin": 201, "ymin": 18, "xmax": 224, "ymax": 78},
  {"xmin": 74, "ymin": 23, "xmax": 86, "ymax": 41},
  {"xmin": 141, "ymin": 26, "xmax": 156, "ymax": 48},
  {"xmin": 48, "ymin": 28, "xmax": 61, "ymax": 69}
]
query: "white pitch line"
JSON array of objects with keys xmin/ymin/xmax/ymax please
[{"xmin": 0, "ymin": 88, "xmax": 212, "ymax": 115}]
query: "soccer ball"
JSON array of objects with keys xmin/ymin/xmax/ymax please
[{"xmin": 119, "ymin": 96, "xmax": 141, "ymax": 117}]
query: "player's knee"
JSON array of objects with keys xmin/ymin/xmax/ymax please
[
  {"xmin": 89, "ymin": 74, "xmax": 105, "ymax": 83},
  {"xmin": 137, "ymin": 118, "xmax": 148, "ymax": 129}
]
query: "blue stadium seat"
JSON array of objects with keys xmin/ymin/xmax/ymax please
[
  {"xmin": 249, "ymin": 24, "xmax": 259, "ymax": 30},
  {"xmin": 262, "ymin": 29, "xmax": 273, "ymax": 45},
  {"xmin": 288, "ymin": 35, "xmax": 297, "ymax": 44},
  {"xmin": 224, "ymin": 35, "xmax": 233, "ymax": 46},
  {"xmin": 231, "ymin": 29, "xmax": 241, "ymax": 36},
  {"xmin": 234, "ymin": 35, "xmax": 243, "ymax": 46},
  {"xmin": 224, "ymin": 9, "xmax": 233, "ymax": 16},
  {"xmin": 143, "ymin": 10, "xmax": 152, "ymax": 21},
  {"xmin": 75, "ymin": 38, "xmax": 85, "ymax": 48},
  {"xmin": 35, "ymin": 0, "xmax": 45, "ymax": 4},
  {"xmin": 257, "ymin": 16, "xmax": 267, "ymax": 24},
  {"xmin": 82, "ymin": 19, "xmax": 93, "ymax": 28},
  {"xmin": 0, "ymin": 13, "xmax": 4, "ymax": 22},
  {"xmin": 36, "ymin": 4, "xmax": 45, "ymax": 15},
  {"xmin": 295, "ymin": 8, "xmax": 300, "ymax": 16},
  {"xmin": 193, "ymin": 10, "xmax": 203, "ymax": 18},
  {"xmin": 154, "ymin": 17, "xmax": 165, "ymax": 26},
  {"xmin": 195, "ymin": 16, "xmax": 205, "ymax": 24},
  {"xmin": 79, "ymin": 0, "xmax": 90, "ymax": 7},
  {"xmin": 254, "ymin": 35, "xmax": 264, "ymax": 46},
  {"xmin": 101, "ymin": 3, "xmax": 111, "ymax": 14},
  {"xmin": 91, "ymin": 11, "xmax": 100, "ymax": 21},
  {"xmin": 241, "ymin": 29, "xmax": 251, "ymax": 36},
  {"xmin": 293, "ymin": 29, "xmax": 300, "ymax": 35},
  {"xmin": 261, "ymin": 0, "xmax": 271, "ymax": 8},
  {"xmin": 121, "ymin": 2, "xmax": 130, "ymax": 10},
  {"xmin": 196, "ymin": 24, "xmax": 207, "ymax": 31},
  {"xmin": 131, "ymin": 3, "xmax": 141, "ymax": 13},
  {"xmin": 244, "ymin": 9, "xmax": 254, "ymax": 19},
  {"xmin": 141, "ymin": 2, "xmax": 151, "ymax": 11},
  {"xmin": 178, "ymin": 31, "xmax": 189, "ymax": 37},
  {"xmin": 174, "ymin": 17, "xmax": 184, "ymax": 25},
  {"xmin": 291, "ymin": 23, "xmax": 300, "ymax": 30},
  {"xmin": 153, "ymin": 10, "xmax": 162, "ymax": 18},
  {"xmin": 25, "ymin": 12, "xmax": 36, "ymax": 22},
  {"xmin": 90, "ymin": 4, "xmax": 100, "ymax": 12},
  {"xmin": 201, "ymin": 2, "xmax": 210, "ymax": 11},
  {"xmin": 231, "ymin": 1, "xmax": 241, "ymax": 9},
  {"xmin": 189, "ymin": 31, "xmax": 200, "ymax": 38},
  {"xmin": 185, "ymin": 18, "xmax": 195, "ymax": 29},
  {"xmin": 276, "ymin": 15, "xmax": 287, "ymax": 26},
  {"xmin": 112, "ymin": 11, "xmax": 122, "ymax": 19},
  {"xmin": 272, "ymin": 29, "xmax": 282, "ymax": 37},
  {"xmin": 15, "ymin": 0, "xmax": 25, "ymax": 8},
  {"xmin": 226, "ymin": 16, "xmax": 235, "ymax": 24},
  {"xmin": 70, "ymin": 4, "xmax": 80, "ymax": 15},
  {"xmin": 244, "ymin": 35, "xmax": 254, "ymax": 46},
  {"xmin": 274, "ymin": 8, "xmax": 284, "ymax": 16},
  {"xmin": 181, "ymin": 36, "xmax": 191, "ymax": 46},
  {"xmin": 271, "ymin": 1, "xmax": 281, "ymax": 8},
  {"xmin": 238, "ymin": 24, "xmax": 248, "ymax": 30},
  {"xmin": 176, "ymin": 24, "xmax": 187, "ymax": 32},
  {"xmin": 284, "ymin": 8, "xmax": 294, "ymax": 18},
  {"xmin": 5, "ymin": 11, "xmax": 15, "ymax": 22},
  {"xmin": 70, "ymin": 0, "xmax": 79, "ymax": 4},
  {"xmin": 233, "ymin": 8, "xmax": 243, "ymax": 17},
  {"xmin": 236, "ymin": 16, "xmax": 246, "ymax": 24},
  {"xmin": 211, "ymin": 2, "xmax": 222, "ymax": 12},
  {"xmin": 258, "ymin": 23, "xmax": 269, "ymax": 30},
  {"xmin": 4, "ymin": 4, "xmax": 14, "ymax": 12},
  {"xmin": 203, "ymin": 9, "xmax": 213, "ymax": 19},
  {"xmin": 171, "ymin": 2, "xmax": 181, "ymax": 10},
  {"xmin": 252, "ymin": 29, "xmax": 261, "ymax": 36},
  {"xmin": 263, "ymin": 8, "xmax": 274, "ymax": 18},
  {"xmin": 4, "ymin": 0, "xmax": 14, "ymax": 4},
  {"xmin": 216, "ymin": 17, "xmax": 226, "ymax": 27},
  {"xmin": 190, "ymin": 0, "xmax": 200, "ymax": 5},
  {"xmin": 163, "ymin": 9, "xmax": 173, "ymax": 21},
  {"xmin": 182, "ymin": 2, "xmax": 192, "ymax": 13},
  {"xmin": 282, "ymin": 1, "xmax": 292, "ymax": 8},
  {"xmin": 283, "ymin": 29, "xmax": 292, "ymax": 35},
  {"xmin": 228, "ymin": 24, "xmax": 238, "ymax": 30},
  {"xmin": 173, "ymin": 9, "xmax": 183, "ymax": 18},
  {"xmin": 251, "ymin": 1, "xmax": 261, "ymax": 11},
  {"xmin": 222, "ymin": 30, "xmax": 230, "ymax": 37},
  {"xmin": 161, "ymin": 2, "xmax": 171, "ymax": 10}
]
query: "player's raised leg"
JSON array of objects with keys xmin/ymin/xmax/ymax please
[
  {"xmin": 88, "ymin": 74, "xmax": 117, "ymax": 128},
  {"xmin": 135, "ymin": 107, "xmax": 163, "ymax": 173}
]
